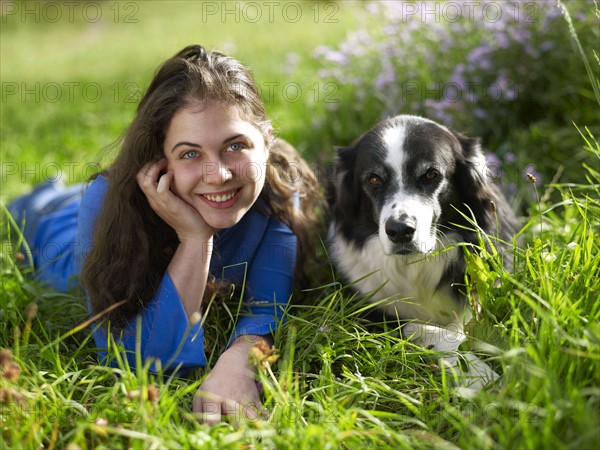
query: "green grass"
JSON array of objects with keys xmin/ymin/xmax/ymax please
[{"xmin": 1, "ymin": 2, "xmax": 599, "ymax": 449}]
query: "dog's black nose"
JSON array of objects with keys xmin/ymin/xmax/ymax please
[{"xmin": 385, "ymin": 217, "xmax": 416, "ymax": 243}]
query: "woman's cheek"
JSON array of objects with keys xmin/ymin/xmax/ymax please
[{"xmin": 240, "ymin": 161, "xmax": 265, "ymax": 184}]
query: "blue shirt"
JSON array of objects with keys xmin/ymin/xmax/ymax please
[{"xmin": 27, "ymin": 176, "xmax": 297, "ymax": 373}]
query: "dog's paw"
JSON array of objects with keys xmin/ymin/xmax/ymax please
[{"xmin": 440, "ymin": 353, "xmax": 499, "ymax": 392}]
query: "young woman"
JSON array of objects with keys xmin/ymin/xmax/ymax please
[{"xmin": 8, "ymin": 44, "xmax": 322, "ymax": 422}]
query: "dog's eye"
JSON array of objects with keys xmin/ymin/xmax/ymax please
[
  {"xmin": 367, "ymin": 175, "xmax": 383, "ymax": 186},
  {"xmin": 423, "ymin": 169, "xmax": 439, "ymax": 181}
]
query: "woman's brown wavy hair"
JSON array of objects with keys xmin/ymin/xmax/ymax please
[{"xmin": 82, "ymin": 45, "xmax": 323, "ymax": 330}]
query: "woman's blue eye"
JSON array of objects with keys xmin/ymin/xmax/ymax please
[
  {"xmin": 228, "ymin": 142, "xmax": 244, "ymax": 152},
  {"xmin": 182, "ymin": 150, "xmax": 198, "ymax": 159}
]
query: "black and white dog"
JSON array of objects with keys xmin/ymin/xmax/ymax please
[{"xmin": 328, "ymin": 115, "xmax": 519, "ymax": 388}]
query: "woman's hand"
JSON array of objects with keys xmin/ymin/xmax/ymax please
[
  {"xmin": 194, "ymin": 337, "xmax": 266, "ymax": 425},
  {"xmin": 136, "ymin": 159, "xmax": 214, "ymax": 242}
]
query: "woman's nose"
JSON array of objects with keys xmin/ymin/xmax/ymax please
[{"xmin": 201, "ymin": 160, "xmax": 233, "ymax": 185}]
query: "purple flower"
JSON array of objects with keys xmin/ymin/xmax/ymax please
[
  {"xmin": 485, "ymin": 152, "xmax": 501, "ymax": 165},
  {"xmin": 513, "ymin": 28, "xmax": 532, "ymax": 45},
  {"xmin": 374, "ymin": 60, "xmax": 396, "ymax": 91},
  {"xmin": 312, "ymin": 45, "xmax": 331, "ymax": 59},
  {"xmin": 450, "ymin": 65, "xmax": 467, "ymax": 92},
  {"xmin": 324, "ymin": 50, "xmax": 348, "ymax": 65},
  {"xmin": 467, "ymin": 45, "xmax": 492, "ymax": 65},
  {"xmin": 504, "ymin": 152, "xmax": 517, "ymax": 164},
  {"xmin": 496, "ymin": 33, "xmax": 510, "ymax": 49},
  {"xmin": 424, "ymin": 99, "xmax": 454, "ymax": 125},
  {"xmin": 474, "ymin": 108, "xmax": 488, "ymax": 120},
  {"xmin": 340, "ymin": 30, "xmax": 372, "ymax": 58},
  {"xmin": 306, "ymin": 0, "xmax": 584, "ymax": 151}
]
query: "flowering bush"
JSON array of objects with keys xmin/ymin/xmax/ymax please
[{"xmin": 303, "ymin": 0, "xmax": 597, "ymax": 205}]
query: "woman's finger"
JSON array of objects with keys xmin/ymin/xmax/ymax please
[
  {"xmin": 238, "ymin": 401, "xmax": 259, "ymax": 422},
  {"xmin": 156, "ymin": 169, "xmax": 173, "ymax": 195},
  {"xmin": 137, "ymin": 160, "xmax": 166, "ymax": 188},
  {"xmin": 200, "ymin": 398, "xmax": 223, "ymax": 424},
  {"xmin": 138, "ymin": 162, "xmax": 171, "ymax": 207},
  {"xmin": 222, "ymin": 398, "xmax": 241, "ymax": 420}
]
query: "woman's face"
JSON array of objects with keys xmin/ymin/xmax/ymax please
[{"xmin": 163, "ymin": 101, "xmax": 270, "ymax": 230}]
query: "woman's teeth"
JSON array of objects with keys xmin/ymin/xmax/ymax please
[{"xmin": 204, "ymin": 191, "xmax": 236, "ymax": 203}]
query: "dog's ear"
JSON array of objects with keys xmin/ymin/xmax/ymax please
[
  {"xmin": 452, "ymin": 131, "xmax": 520, "ymax": 257},
  {"xmin": 452, "ymin": 131, "xmax": 507, "ymax": 235},
  {"xmin": 333, "ymin": 143, "xmax": 360, "ymax": 219},
  {"xmin": 453, "ymin": 132, "xmax": 490, "ymax": 196}
]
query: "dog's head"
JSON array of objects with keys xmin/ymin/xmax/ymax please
[{"xmin": 333, "ymin": 115, "xmax": 494, "ymax": 255}]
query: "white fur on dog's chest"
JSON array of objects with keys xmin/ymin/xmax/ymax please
[{"xmin": 331, "ymin": 230, "xmax": 464, "ymax": 325}]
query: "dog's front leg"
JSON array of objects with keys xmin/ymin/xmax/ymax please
[{"xmin": 402, "ymin": 322, "xmax": 499, "ymax": 391}]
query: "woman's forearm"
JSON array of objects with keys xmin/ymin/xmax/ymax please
[{"xmin": 167, "ymin": 236, "xmax": 213, "ymax": 319}]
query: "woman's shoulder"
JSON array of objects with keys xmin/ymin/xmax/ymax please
[{"xmin": 81, "ymin": 174, "xmax": 109, "ymax": 202}]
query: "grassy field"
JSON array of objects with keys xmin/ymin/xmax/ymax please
[{"xmin": 1, "ymin": 1, "xmax": 599, "ymax": 449}]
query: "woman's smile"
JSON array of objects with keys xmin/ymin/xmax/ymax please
[{"xmin": 197, "ymin": 187, "xmax": 242, "ymax": 208}]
